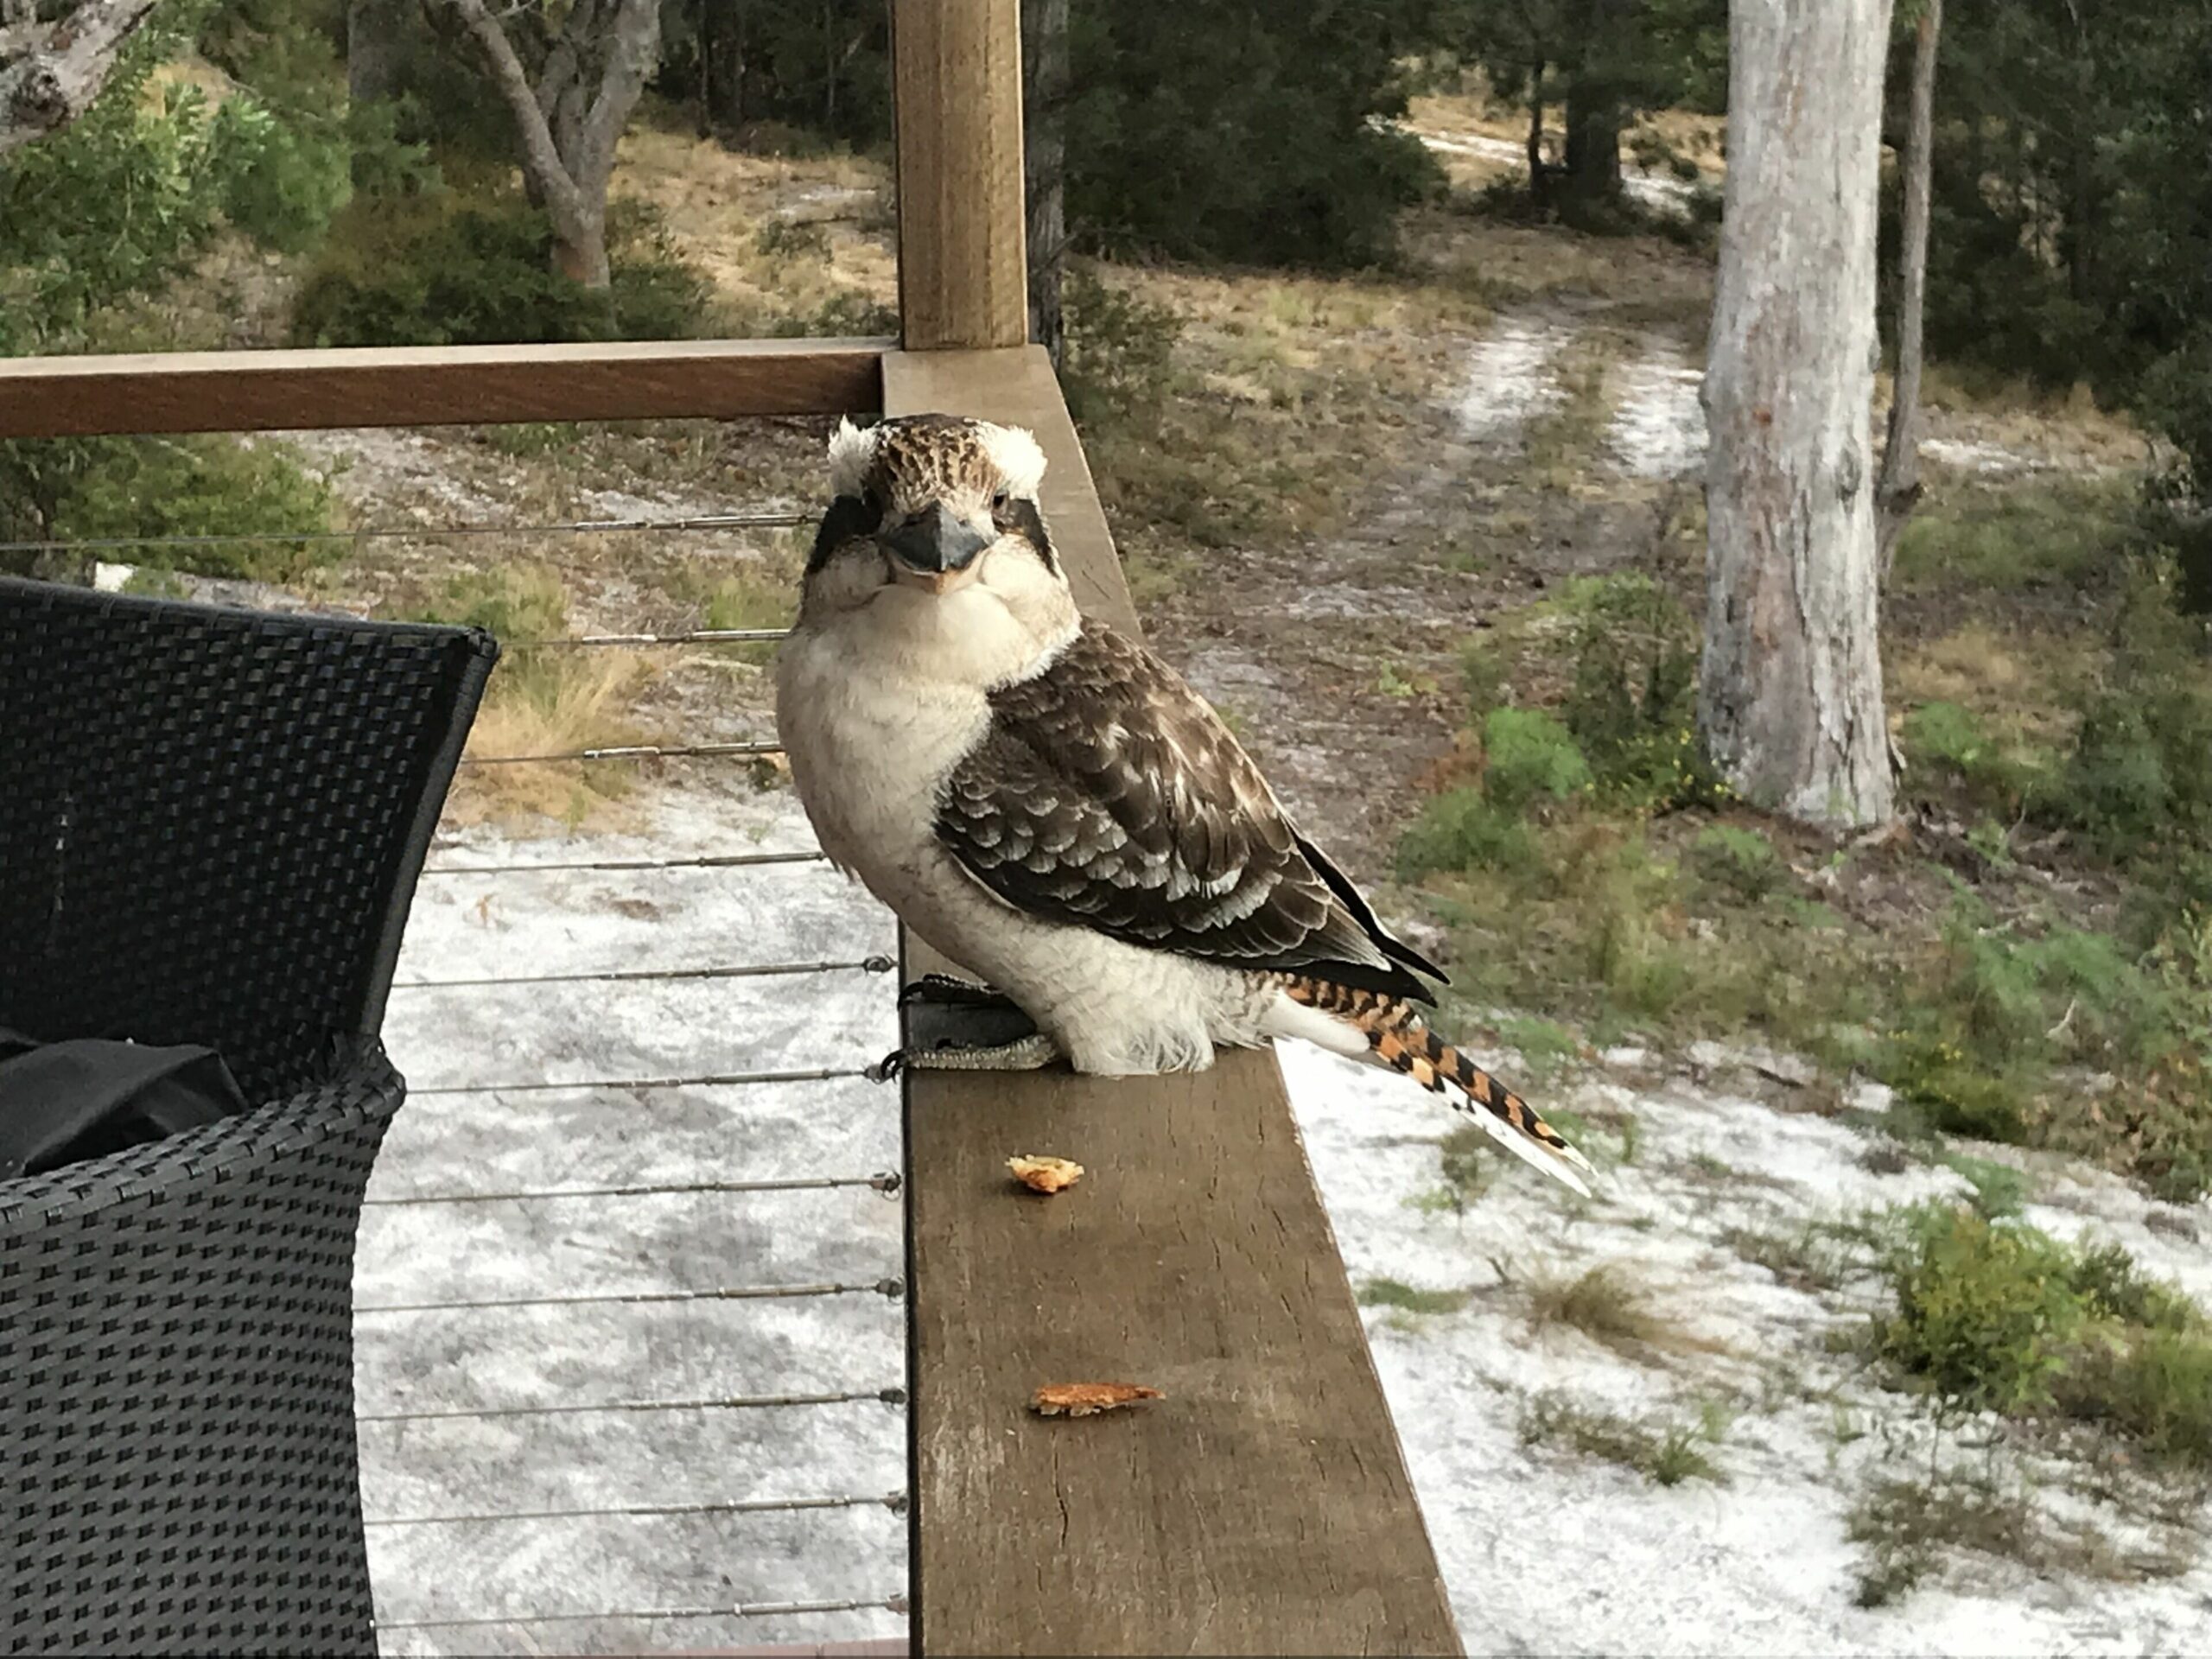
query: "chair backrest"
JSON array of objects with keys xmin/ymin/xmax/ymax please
[{"xmin": 0, "ymin": 578, "xmax": 496, "ymax": 1100}]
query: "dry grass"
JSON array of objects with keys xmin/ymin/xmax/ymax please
[
  {"xmin": 1524, "ymin": 1263, "xmax": 1719, "ymax": 1359},
  {"xmin": 613, "ymin": 116, "xmax": 896, "ymax": 331},
  {"xmin": 1847, "ymin": 1471, "xmax": 2184, "ymax": 1607},
  {"xmin": 446, "ymin": 650, "xmax": 654, "ymax": 828},
  {"xmin": 1891, "ymin": 621, "xmax": 2095, "ymax": 748}
]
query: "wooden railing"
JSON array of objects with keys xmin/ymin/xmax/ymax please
[{"xmin": 0, "ymin": 2, "xmax": 1461, "ymax": 1652}]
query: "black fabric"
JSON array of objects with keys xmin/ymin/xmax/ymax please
[
  {"xmin": 0, "ymin": 1025, "xmax": 248, "ymax": 1179},
  {"xmin": 0, "ymin": 577, "xmax": 496, "ymax": 1657}
]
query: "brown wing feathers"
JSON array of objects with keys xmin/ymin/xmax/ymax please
[{"xmin": 936, "ymin": 621, "xmax": 1436, "ymax": 1001}]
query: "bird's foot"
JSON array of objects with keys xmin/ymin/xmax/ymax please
[
  {"xmin": 868, "ymin": 985, "xmax": 1050, "ymax": 1082},
  {"xmin": 867, "ymin": 1031, "xmax": 1062, "ymax": 1083},
  {"xmin": 897, "ymin": 972, "xmax": 1014, "ymax": 1010}
]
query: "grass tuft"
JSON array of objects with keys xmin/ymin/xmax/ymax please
[{"xmin": 1518, "ymin": 1391, "xmax": 1726, "ymax": 1486}]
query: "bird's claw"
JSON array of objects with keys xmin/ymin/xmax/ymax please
[
  {"xmin": 897, "ymin": 973, "xmax": 1007, "ymax": 1008},
  {"xmin": 864, "ymin": 1049, "xmax": 909, "ymax": 1084}
]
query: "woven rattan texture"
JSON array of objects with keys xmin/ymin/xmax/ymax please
[
  {"xmin": 0, "ymin": 579, "xmax": 496, "ymax": 1099},
  {"xmin": 2, "ymin": 1052, "xmax": 402, "ymax": 1656},
  {"xmin": 0, "ymin": 579, "xmax": 494, "ymax": 1655}
]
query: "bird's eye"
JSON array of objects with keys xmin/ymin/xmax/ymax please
[
  {"xmin": 861, "ymin": 485, "xmax": 888, "ymax": 520},
  {"xmin": 991, "ymin": 487, "xmax": 1011, "ymax": 512}
]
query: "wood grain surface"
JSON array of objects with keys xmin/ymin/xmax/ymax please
[
  {"xmin": 889, "ymin": 0, "xmax": 1030, "ymax": 352},
  {"xmin": 0, "ymin": 337, "xmax": 887, "ymax": 438},
  {"xmin": 884, "ymin": 346, "xmax": 1462, "ymax": 1657}
]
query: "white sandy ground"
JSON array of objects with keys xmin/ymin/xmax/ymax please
[
  {"xmin": 360, "ymin": 780, "xmax": 2212, "ymax": 1656},
  {"xmin": 1464, "ymin": 308, "xmax": 2110, "ymax": 484},
  {"xmin": 1414, "ymin": 127, "xmax": 1703, "ymax": 214}
]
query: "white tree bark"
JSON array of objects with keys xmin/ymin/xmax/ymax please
[
  {"xmin": 1876, "ymin": 0, "xmax": 1942, "ymax": 582},
  {"xmin": 1700, "ymin": 0, "xmax": 1898, "ymax": 830},
  {"xmin": 445, "ymin": 0, "xmax": 662, "ymax": 289},
  {"xmin": 0, "ymin": 0, "xmax": 167, "ymax": 159}
]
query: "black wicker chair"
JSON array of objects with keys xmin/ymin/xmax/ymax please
[{"xmin": 0, "ymin": 577, "xmax": 496, "ymax": 1656}]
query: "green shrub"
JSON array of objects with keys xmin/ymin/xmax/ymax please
[
  {"xmin": 761, "ymin": 289, "xmax": 900, "ymax": 339},
  {"xmin": 2059, "ymin": 1326, "xmax": 2212, "ymax": 1466},
  {"xmin": 292, "ymin": 191, "xmax": 711, "ymax": 346},
  {"xmin": 2067, "ymin": 1242, "xmax": 2201, "ymax": 1332},
  {"xmin": 1689, "ymin": 824, "xmax": 1781, "ymax": 904},
  {"xmin": 1559, "ymin": 574, "xmax": 1713, "ymax": 810},
  {"xmin": 1901, "ymin": 702, "xmax": 2054, "ymax": 819},
  {"xmin": 1483, "ymin": 707, "xmax": 1591, "ymax": 811},
  {"xmin": 1397, "ymin": 788, "xmax": 1539, "ymax": 878},
  {"xmin": 208, "ymin": 95, "xmax": 352, "ymax": 255},
  {"xmin": 1876, "ymin": 1205, "xmax": 2085, "ymax": 1415},
  {"xmin": 41, "ymin": 435, "xmax": 335, "ymax": 583},
  {"xmin": 1884, "ymin": 1039, "xmax": 2032, "ymax": 1143},
  {"xmin": 1061, "ymin": 263, "xmax": 1183, "ymax": 425}
]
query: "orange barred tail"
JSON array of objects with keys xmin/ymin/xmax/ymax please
[{"xmin": 1285, "ymin": 979, "xmax": 1593, "ymax": 1195}]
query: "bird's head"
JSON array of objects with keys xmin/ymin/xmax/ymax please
[{"xmin": 798, "ymin": 414, "xmax": 1066, "ymax": 624}]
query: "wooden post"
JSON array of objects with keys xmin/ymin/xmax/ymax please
[
  {"xmin": 887, "ymin": 348, "xmax": 1464, "ymax": 1658},
  {"xmin": 890, "ymin": 0, "xmax": 1030, "ymax": 351}
]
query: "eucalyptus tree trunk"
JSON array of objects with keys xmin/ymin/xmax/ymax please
[
  {"xmin": 1021, "ymin": 0, "xmax": 1068, "ymax": 365},
  {"xmin": 446, "ymin": 0, "xmax": 663, "ymax": 289},
  {"xmin": 1876, "ymin": 0, "xmax": 1942, "ymax": 583},
  {"xmin": 1700, "ymin": 0, "xmax": 1898, "ymax": 831}
]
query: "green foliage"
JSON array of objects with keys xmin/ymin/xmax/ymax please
[
  {"xmin": 1875, "ymin": 1206, "xmax": 2086, "ymax": 1415},
  {"xmin": 1899, "ymin": 702, "xmax": 2053, "ymax": 823},
  {"xmin": 1059, "ymin": 264, "xmax": 1183, "ymax": 426},
  {"xmin": 48, "ymin": 436, "xmax": 334, "ymax": 581},
  {"xmin": 1518, "ymin": 1390, "xmax": 1726, "ymax": 1486},
  {"xmin": 1874, "ymin": 1206, "xmax": 2212, "ymax": 1466},
  {"xmin": 1440, "ymin": 0, "xmax": 1728, "ymax": 220},
  {"xmin": 2058, "ymin": 1326, "xmax": 2212, "ymax": 1468},
  {"xmin": 1688, "ymin": 825, "xmax": 1780, "ymax": 904},
  {"xmin": 1559, "ymin": 574, "xmax": 1715, "ymax": 810},
  {"xmin": 1890, "ymin": 477, "xmax": 2129, "ymax": 599},
  {"xmin": 1065, "ymin": 3, "xmax": 1441, "ymax": 268},
  {"xmin": 207, "ymin": 95, "xmax": 353, "ymax": 255},
  {"xmin": 1938, "ymin": 1152, "xmax": 2030, "ymax": 1221},
  {"xmin": 2044, "ymin": 579, "xmax": 2212, "ymax": 858},
  {"xmin": 1911, "ymin": 5, "xmax": 2212, "ymax": 508},
  {"xmin": 410, "ymin": 566, "xmax": 571, "ymax": 709},
  {"xmin": 1398, "ymin": 790, "xmax": 1539, "ymax": 878},
  {"xmin": 655, "ymin": 0, "xmax": 892, "ymax": 148},
  {"xmin": 291, "ymin": 192, "xmax": 710, "ymax": 346},
  {"xmin": 1357, "ymin": 1278, "xmax": 1472, "ymax": 1315},
  {"xmin": 1482, "ymin": 707, "xmax": 1592, "ymax": 811}
]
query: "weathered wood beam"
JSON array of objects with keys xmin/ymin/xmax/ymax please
[
  {"xmin": 887, "ymin": 345, "xmax": 1462, "ymax": 1658},
  {"xmin": 0, "ymin": 338, "xmax": 888, "ymax": 438},
  {"xmin": 889, "ymin": 0, "xmax": 1029, "ymax": 351}
]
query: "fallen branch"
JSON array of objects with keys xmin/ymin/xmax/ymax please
[{"xmin": 0, "ymin": 0, "xmax": 166, "ymax": 158}]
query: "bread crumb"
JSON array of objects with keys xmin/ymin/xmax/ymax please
[
  {"xmin": 1007, "ymin": 1154, "xmax": 1084, "ymax": 1193},
  {"xmin": 1032, "ymin": 1382, "xmax": 1163, "ymax": 1417}
]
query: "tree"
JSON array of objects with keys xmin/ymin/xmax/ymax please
[
  {"xmin": 1875, "ymin": 0, "xmax": 1940, "ymax": 582},
  {"xmin": 443, "ymin": 0, "xmax": 661, "ymax": 288},
  {"xmin": 1451, "ymin": 0, "xmax": 1725, "ymax": 217},
  {"xmin": 1063, "ymin": 2, "xmax": 1436, "ymax": 270},
  {"xmin": 346, "ymin": 0, "xmax": 409, "ymax": 107},
  {"xmin": 0, "ymin": 0, "xmax": 168, "ymax": 158},
  {"xmin": 1021, "ymin": 0, "xmax": 1066, "ymax": 365},
  {"xmin": 1700, "ymin": 0, "xmax": 1897, "ymax": 830}
]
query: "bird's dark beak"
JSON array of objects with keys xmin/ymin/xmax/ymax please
[{"xmin": 880, "ymin": 501, "xmax": 992, "ymax": 582}]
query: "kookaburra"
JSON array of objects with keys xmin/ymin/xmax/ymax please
[{"xmin": 775, "ymin": 414, "xmax": 1592, "ymax": 1194}]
